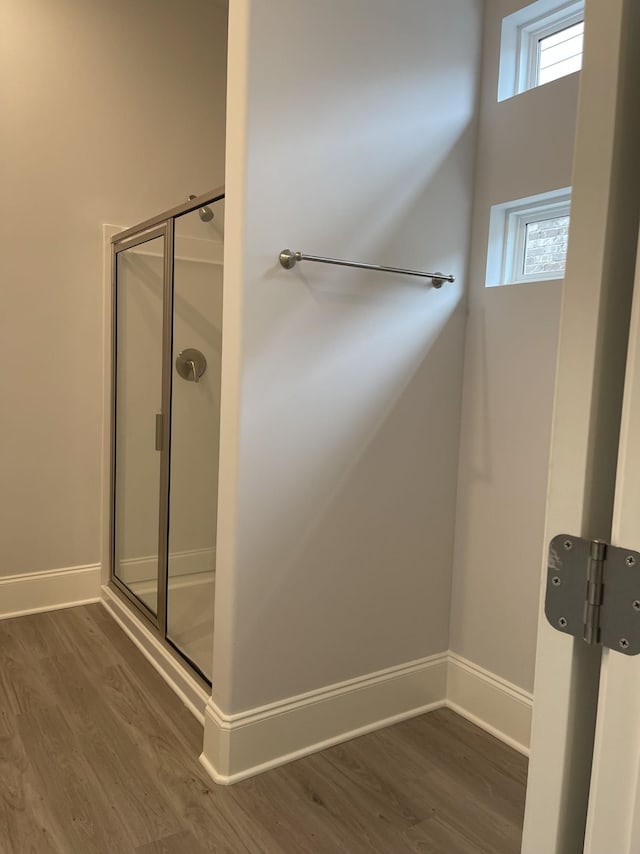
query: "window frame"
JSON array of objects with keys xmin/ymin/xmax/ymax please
[
  {"xmin": 485, "ymin": 188, "xmax": 572, "ymax": 288},
  {"xmin": 498, "ymin": 0, "xmax": 585, "ymax": 102},
  {"xmin": 503, "ymin": 198, "xmax": 572, "ymax": 284},
  {"xmin": 520, "ymin": 10, "xmax": 584, "ymax": 91}
]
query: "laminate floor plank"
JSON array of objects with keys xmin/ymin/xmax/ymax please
[
  {"xmin": 0, "ymin": 733, "xmax": 66, "ymax": 854},
  {"xmin": 88, "ymin": 605, "xmax": 205, "ymax": 754},
  {"xmin": 320, "ymin": 737, "xmax": 431, "ymax": 825},
  {"xmin": 346, "ymin": 733, "xmax": 523, "ymax": 854},
  {"xmin": 0, "ymin": 605, "xmax": 528, "ymax": 854},
  {"xmin": 0, "ymin": 705, "xmax": 15, "ymax": 739},
  {"xmin": 402, "ymin": 813, "xmax": 485, "ymax": 854},
  {"xmin": 17, "ymin": 704, "xmax": 138, "ymax": 854},
  {"xmin": 136, "ymin": 831, "xmax": 210, "ymax": 854},
  {"xmin": 405, "ymin": 770, "xmax": 523, "ymax": 854},
  {"xmin": 385, "ymin": 712, "xmax": 527, "ymax": 828},
  {"xmin": 0, "ymin": 650, "xmax": 63, "ymax": 717},
  {"xmin": 43, "ymin": 654, "xmax": 183, "ymax": 847},
  {"xmin": 228, "ymin": 766, "xmax": 376, "ymax": 854},
  {"xmin": 98, "ymin": 664, "xmax": 261, "ymax": 854},
  {"xmin": 412, "ymin": 711, "xmax": 528, "ymax": 792},
  {"xmin": 45, "ymin": 604, "xmax": 121, "ymax": 671},
  {"xmin": 0, "ymin": 612, "xmax": 63, "ymax": 661},
  {"xmin": 326, "ymin": 714, "xmax": 526, "ymax": 852},
  {"xmin": 294, "ymin": 756, "xmax": 419, "ymax": 849}
]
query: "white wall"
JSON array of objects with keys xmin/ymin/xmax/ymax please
[
  {"xmin": 449, "ymin": 0, "xmax": 580, "ymax": 692},
  {"xmin": 0, "ymin": 0, "xmax": 227, "ymax": 578},
  {"xmin": 214, "ymin": 0, "xmax": 483, "ymax": 714}
]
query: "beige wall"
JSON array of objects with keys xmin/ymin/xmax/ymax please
[
  {"xmin": 213, "ymin": 0, "xmax": 483, "ymax": 714},
  {"xmin": 449, "ymin": 0, "xmax": 580, "ymax": 692},
  {"xmin": 0, "ymin": 0, "xmax": 227, "ymax": 577}
]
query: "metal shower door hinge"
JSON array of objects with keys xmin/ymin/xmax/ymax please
[{"xmin": 546, "ymin": 535, "xmax": 640, "ymax": 655}]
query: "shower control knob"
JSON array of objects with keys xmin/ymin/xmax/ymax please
[{"xmin": 176, "ymin": 348, "xmax": 207, "ymax": 383}]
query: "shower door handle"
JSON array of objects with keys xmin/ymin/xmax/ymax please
[
  {"xmin": 176, "ymin": 348, "xmax": 207, "ymax": 383},
  {"xmin": 155, "ymin": 413, "xmax": 163, "ymax": 452}
]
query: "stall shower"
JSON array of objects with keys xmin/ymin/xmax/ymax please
[{"xmin": 110, "ymin": 189, "xmax": 225, "ymax": 683}]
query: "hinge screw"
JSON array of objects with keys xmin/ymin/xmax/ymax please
[
  {"xmin": 634, "ymin": 600, "xmax": 640, "ymax": 612},
  {"xmin": 620, "ymin": 638, "xmax": 630, "ymax": 650},
  {"xmin": 563, "ymin": 540, "xmax": 573, "ymax": 551},
  {"xmin": 626, "ymin": 555, "xmax": 636, "ymax": 567},
  {"xmin": 552, "ymin": 576, "xmax": 561, "ymax": 587},
  {"xmin": 558, "ymin": 617, "xmax": 568, "ymax": 628}
]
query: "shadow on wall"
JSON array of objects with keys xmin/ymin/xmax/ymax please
[
  {"xmin": 460, "ymin": 303, "xmax": 493, "ymax": 487},
  {"xmin": 247, "ymin": 123, "xmax": 476, "ymax": 353},
  {"xmin": 231, "ymin": 128, "xmax": 476, "ymax": 705},
  {"xmin": 450, "ymin": 283, "xmax": 563, "ymax": 691},
  {"xmin": 220, "ymin": 0, "xmax": 484, "ymax": 711},
  {"xmin": 274, "ymin": 128, "xmax": 477, "ymax": 311},
  {"xmin": 236, "ymin": 312, "xmax": 465, "ymax": 700}
]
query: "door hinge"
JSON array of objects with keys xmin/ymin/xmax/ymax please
[{"xmin": 546, "ymin": 535, "xmax": 640, "ymax": 655}]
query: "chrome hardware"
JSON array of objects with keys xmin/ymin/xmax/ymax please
[
  {"xmin": 111, "ymin": 186, "xmax": 224, "ymax": 246},
  {"xmin": 546, "ymin": 534, "xmax": 640, "ymax": 655},
  {"xmin": 584, "ymin": 540, "xmax": 606, "ymax": 646},
  {"xmin": 278, "ymin": 249, "xmax": 455, "ymax": 287},
  {"xmin": 176, "ymin": 348, "xmax": 207, "ymax": 383},
  {"xmin": 187, "ymin": 194, "xmax": 214, "ymax": 222}
]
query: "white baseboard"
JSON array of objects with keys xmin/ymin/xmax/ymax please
[
  {"xmin": 0, "ymin": 563, "xmax": 101, "ymax": 621},
  {"xmin": 200, "ymin": 651, "xmax": 533, "ymax": 785},
  {"xmin": 0, "ymin": 564, "xmax": 533, "ymax": 780},
  {"xmin": 101, "ymin": 585, "xmax": 210, "ymax": 724},
  {"xmin": 446, "ymin": 653, "xmax": 533, "ymax": 755},
  {"xmin": 200, "ymin": 654, "xmax": 448, "ymax": 785},
  {"xmin": 0, "ymin": 564, "xmax": 532, "ymax": 776}
]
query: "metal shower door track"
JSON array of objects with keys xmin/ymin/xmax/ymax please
[{"xmin": 111, "ymin": 186, "xmax": 225, "ymax": 246}]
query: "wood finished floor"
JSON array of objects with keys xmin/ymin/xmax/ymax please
[{"xmin": 0, "ymin": 605, "xmax": 527, "ymax": 853}]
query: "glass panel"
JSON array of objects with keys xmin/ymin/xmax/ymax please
[
  {"xmin": 523, "ymin": 214, "xmax": 570, "ymax": 278},
  {"xmin": 166, "ymin": 199, "xmax": 224, "ymax": 680},
  {"xmin": 538, "ymin": 22, "xmax": 584, "ymax": 85},
  {"xmin": 113, "ymin": 235, "xmax": 165, "ymax": 616}
]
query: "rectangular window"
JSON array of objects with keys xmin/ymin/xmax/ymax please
[
  {"xmin": 498, "ymin": 0, "xmax": 585, "ymax": 102},
  {"xmin": 522, "ymin": 214, "xmax": 570, "ymax": 277},
  {"xmin": 537, "ymin": 21, "xmax": 584, "ymax": 86},
  {"xmin": 486, "ymin": 189, "xmax": 572, "ymax": 287}
]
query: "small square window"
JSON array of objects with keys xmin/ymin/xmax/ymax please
[
  {"xmin": 498, "ymin": 0, "xmax": 585, "ymax": 102},
  {"xmin": 486, "ymin": 190, "xmax": 572, "ymax": 287}
]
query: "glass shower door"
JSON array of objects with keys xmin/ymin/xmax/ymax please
[
  {"xmin": 112, "ymin": 228, "xmax": 169, "ymax": 621},
  {"xmin": 165, "ymin": 201, "xmax": 224, "ymax": 681},
  {"xmin": 110, "ymin": 188, "xmax": 224, "ymax": 684}
]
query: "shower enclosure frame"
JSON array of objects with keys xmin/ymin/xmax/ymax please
[{"xmin": 108, "ymin": 186, "xmax": 225, "ymax": 682}]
